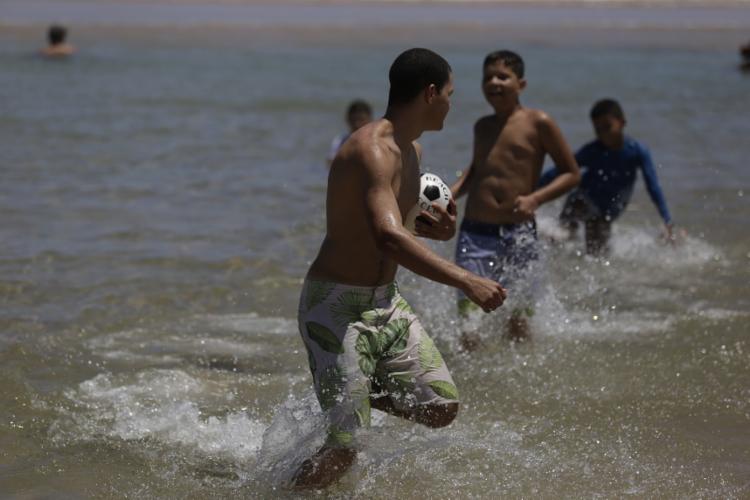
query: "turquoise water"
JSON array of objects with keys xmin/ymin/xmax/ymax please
[{"xmin": 1, "ymin": 6, "xmax": 749, "ymax": 498}]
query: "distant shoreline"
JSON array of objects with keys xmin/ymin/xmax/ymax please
[
  {"xmin": 12, "ymin": 0, "xmax": 750, "ymax": 5},
  {"xmin": 3, "ymin": 0, "xmax": 748, "ymax": 51}
]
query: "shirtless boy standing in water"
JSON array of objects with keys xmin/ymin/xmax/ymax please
[
  {"xmin": 294, "ymin": 48, "xmax": 506, "ymax": 489},
  {"xmin": 451, "ymin": 50, "xmax": 580, "ymax": 344}
]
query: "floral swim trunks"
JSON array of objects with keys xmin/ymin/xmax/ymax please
[{"xmin": 297, "ymin": 279, "xmax": 459, "ymax": 447}]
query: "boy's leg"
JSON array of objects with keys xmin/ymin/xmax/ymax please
[
  {"xmin": 559, "ymin": 192, "xmax": 586, "ymax": 239},
  {"xmin": 457, "ymin": 301, "xmax": 483, "ymax": 351},
  {"xmin": 585, "ymin": 217, "xmax": 612, "ymax": 256},
  {"xmin": 295, "ymin": 281, "xmax": 377, "ymax": 489},
  {"xmin": 293, "ymin": 446, "xmax": 357, "ymax": 490},
  {"xmin": 371, "ymin": 298, "xmax": 460, "ymax": 427},
  {"xmin": 370, "ymin": 396, "xmax": 458, "ymax": 428},
  {"xmin": 454, "ymin": 223, "xmax": 498, "ymax": 350},
  {"xmin": 497, "ymin": 222, "xmax": 539, "ymax": 342},
  {"xmin": 506, "ymin": 309, "xmax": 531, "ymax": 342}
]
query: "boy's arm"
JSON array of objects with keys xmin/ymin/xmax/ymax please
[
  {"xmin": 451, "ymin": 162, "xmax": 474, "ymax": 200},
  {"xmin": 362, "ymin": 145, "xmax": 505, "ymax": 311},
  {"xmin": 450, "ymin": 120, "xmax": 483, "ymax": 199},
  {"xmin": 537, "ymin": 166, "xmax": 559, "ymax": 189},
  {"xmin": 515, "ymin": 113, "xmax": 581, "ymax": 216},
  {"xmin": 538, "ymin": 146, "xmax": 589, "ymax": 188},
  {"xmin": 638, "ymin": 144, "xmax": 674, "ymax": 238}
]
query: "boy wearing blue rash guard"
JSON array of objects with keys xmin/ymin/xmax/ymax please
[{"xmin": 539, "ymin": 99, "xmax": 674, "ymax": 255}]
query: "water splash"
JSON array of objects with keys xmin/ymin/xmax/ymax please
[{"xmin": 51, "ymin": 369, "xmax": 266, "ymax": 463}]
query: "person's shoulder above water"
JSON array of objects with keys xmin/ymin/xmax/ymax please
[
  {"xmin": 739, "ymin": 41, "xmax": 750, "ymax": 71},
  {"xmin": 41, "ymin": 25, "xmax": 75, "ymax": 58}
]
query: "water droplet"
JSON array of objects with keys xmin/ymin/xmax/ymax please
[
  {"xmin": 592, "ymin": 315, "xmax": 599, "ymax": 321},
  {"xmin": 739, "ymin": 190, "xmax": 744, "ymax": 197}
]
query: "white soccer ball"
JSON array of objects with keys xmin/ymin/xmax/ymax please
[{"xmin": 404, "ymin": 172, "xmax": 452, "ymax": 233}]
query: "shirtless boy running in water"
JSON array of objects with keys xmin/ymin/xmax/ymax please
[
  {"xmin": 295, "ymin": 48, "xmax": 506, "ymax": 489},
  {"xmin": 451, "ymin": 50, "xmax": 580, "ymax": 344}
]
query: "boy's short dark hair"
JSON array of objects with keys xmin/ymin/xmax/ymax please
[
  {"xmin": 48, "ymin": 25, "xmax": 67, "ymax": 45},
  {"xmin": 388, "ymin": 48, "xmax": 452, "ymax": 107},
  {"xmin": 484, "ymin": 50, "xmax": 525, "ymax": 79},
  {"xmin": 347, "ymin": 99, "xmax": 372, "ymax": 117},
  {"xmin": 590, "ymin": 98, "xmax": 626, "ymax": 121}
]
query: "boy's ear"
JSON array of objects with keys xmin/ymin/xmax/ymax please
[
  {"xmin": 424, "ymin": 84, "xmax": 437, "ymax": 103},
  {"xmin": 519, "ymin": 78, "xmax": 527, "ymax": 91}
]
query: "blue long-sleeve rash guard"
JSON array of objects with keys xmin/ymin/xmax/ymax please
[{"xmin": 539, "ymin": 136, "xmax": 672, "ymax": 224}]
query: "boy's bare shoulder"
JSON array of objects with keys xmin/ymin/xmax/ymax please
[
  {"xmin": 515, "ymin": 106, "xmax": 550, "ymax": 124},
  {"xmin": 336, "ymin": 121, "xmax": 397, "ymax": 171},
  {"xmin": 523, "ymin": 107, "xmax": 558, "ymax": 129}
]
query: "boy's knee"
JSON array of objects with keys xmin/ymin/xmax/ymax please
[{"xmin": 422, "ymin": 402, "xmax": 459, "ymax": 428}]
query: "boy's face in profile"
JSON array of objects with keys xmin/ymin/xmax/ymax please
[
  {"xmin": 592, "ymin": 114, "xmax": 626, "ymax": 149},
  {"xmin": 347, "ymin": 111, "xmax": 372, "ymax": 132},
  {"xmin": 424, "ymin": 73, "xmax": 454, "ymax": 131},
  {"xmin": 482, "ymin": 61, "xmax": 525, "ymax": 109}
]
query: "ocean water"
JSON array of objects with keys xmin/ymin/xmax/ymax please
[{"xmin": 1, "ymin": 3, "xmax": 749, "ymax": 498}]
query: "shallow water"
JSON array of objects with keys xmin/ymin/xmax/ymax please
[{"xmin": 1, "ymin": 4, "xmax": 750, "ymax": 498}]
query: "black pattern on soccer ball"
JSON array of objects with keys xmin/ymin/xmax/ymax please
[{"xmin": 423, "ymin": 185, "xmax": 440, "ymax": 202}]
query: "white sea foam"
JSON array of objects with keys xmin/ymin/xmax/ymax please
[
  {"xmin": 86, "ymin": 313, "xmax": 297, "ymax": 365},
  {"xmin": 52, "ymin": 369, "xmax": 266, "ymax": 461}
]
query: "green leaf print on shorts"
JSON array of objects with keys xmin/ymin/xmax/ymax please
[
  {"xmin": 381, "ymin": 318, "xmax": 411, "ymax": 357},
  {"xmin": 350, "ymin": 384, "xmax": 371, "ymax": 427},
  {"xmin": 330, "ymin": 290, "xmax": 373, "ymax": 328},
  {"xmin": 305, "ymin": 281, "xmax": 335, "ymax": 311},
  {"xmin": 418, "ymin": 334, "xmax": 443, "ymax": 372},
  {"xmin": 394, "ymin": 295, "xmax": 413, "ymax": 314},
  {"xmin": 327, "ymin": 426, "xmax": 353, "ymax": 447},
  {"xmin": 317, "ymin": 365, "xmax": 346, "ymax": 411},
  {"xmin": 428, "ymin": 380, "xmax": 459, "ymax": 401},
  {"xmin": 355, "ymin": 331, "xmax": 379, "ymax": 377},
  {"xmin": 306, "ymin": 321, "xmax": 344, "ymax": 354}
]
